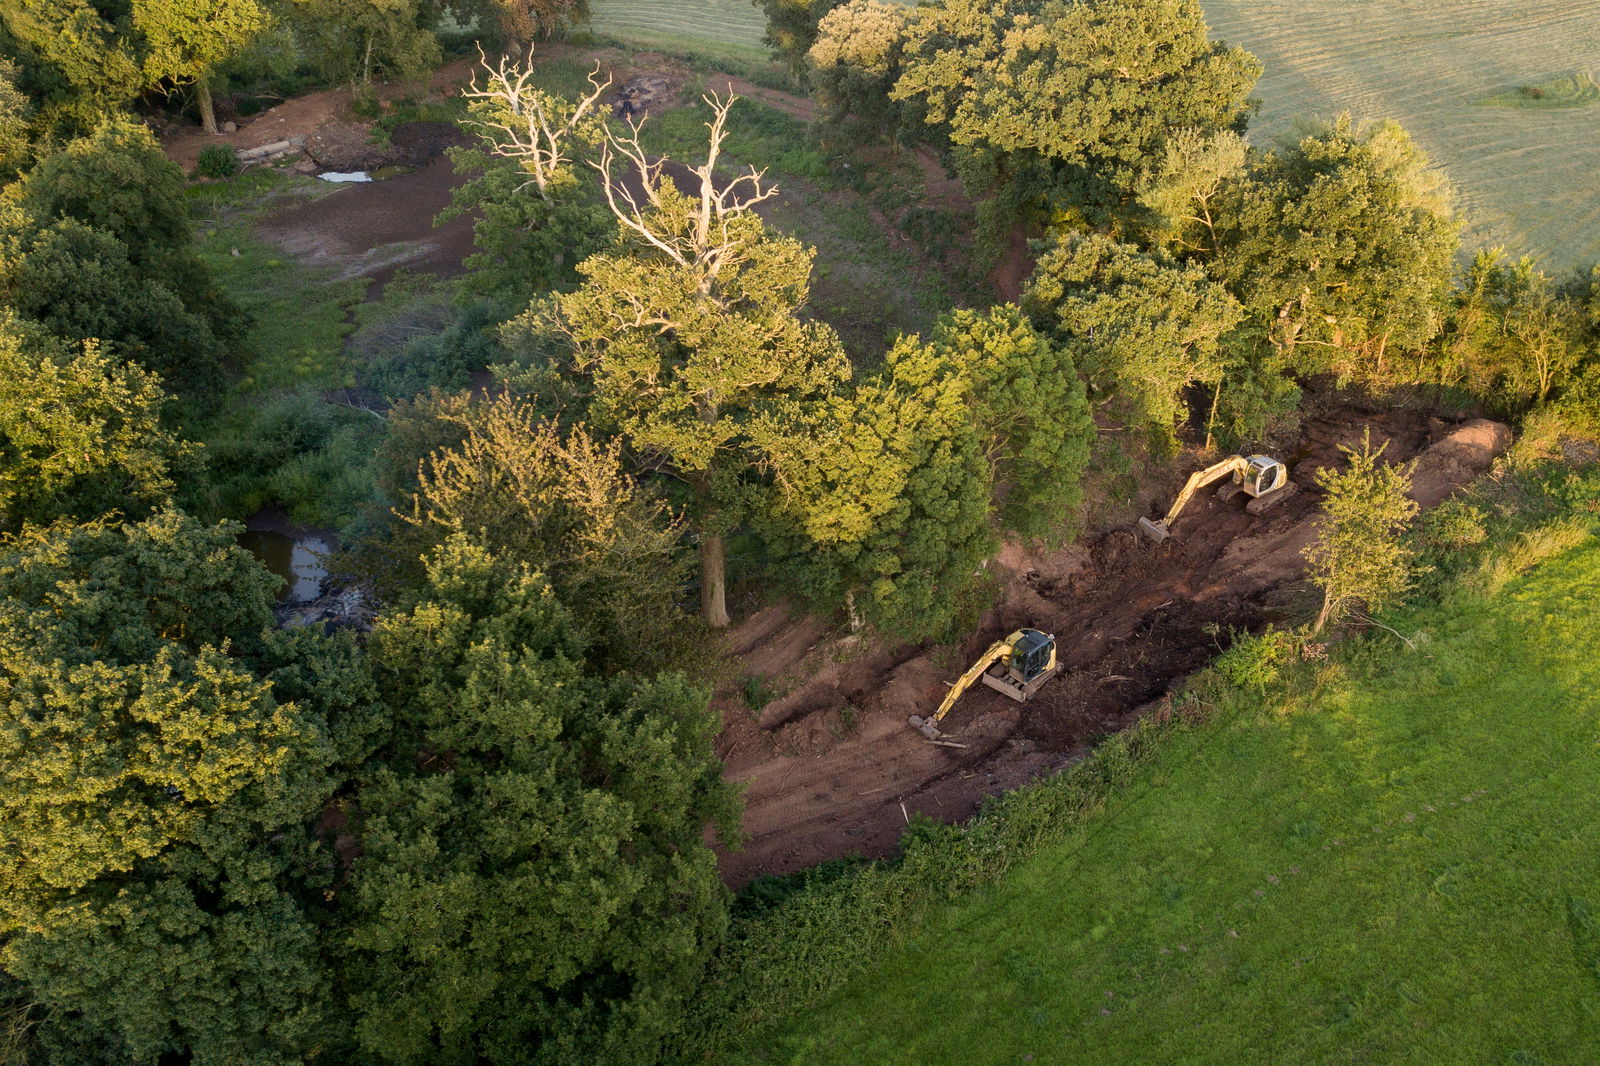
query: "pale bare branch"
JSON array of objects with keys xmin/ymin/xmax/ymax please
[
  {"xmin": 462, "ymin": 44, "xmax": 612, "ymax": 200},
  {"xmin": 591, "ymin": 92, "xmax": 780, "ymax": 301}
]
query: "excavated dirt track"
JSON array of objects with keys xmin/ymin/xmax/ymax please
[{"xmin": 715, "ymin": 408, "xmax": 1511, "ymax": 886}]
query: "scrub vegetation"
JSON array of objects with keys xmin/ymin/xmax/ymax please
[{"xmin": 0, "ymin": 0, "xmax": 1597, "ymax": 1062}]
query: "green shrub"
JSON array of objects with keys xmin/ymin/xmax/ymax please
[
  {"xmin": 741, "ymin": 676, "xmax": 774, "ymax": 710},
  {"xmin": 195, "ymin": 144, "xmax": 241, "ymax": 178},
  {"xmin": 1214, "ymin": 627, "xmax": 1296, "ymax": 692}
]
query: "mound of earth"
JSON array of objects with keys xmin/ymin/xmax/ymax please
[{"xmin": 715, "ymin": 407, "xmax": 1511, "ymax": 887}]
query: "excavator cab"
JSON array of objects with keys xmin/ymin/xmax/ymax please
[
  {"xmin": 1138, "ymin": 453, "xmax": 1295, "ymax": 543},
  {"xmin": 1241, "ymin": 455, "xmax": 1288, "ymax": 497},
  {"xmin": 1007, "ymin": 629, "xmax": 1056, "ymax": 683},
  {"xmin": 909, "ymin": 628, "xmax": 1060, "ymax": 740}
]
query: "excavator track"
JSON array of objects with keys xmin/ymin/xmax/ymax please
[{"xmin": 1244, "ymin": 481, "xmax": 1298, "ymax": 515}]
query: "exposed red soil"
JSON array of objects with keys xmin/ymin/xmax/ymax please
[{"xmin": 714, "ymin": 409, "xmax": 1510, "ymax": 887}]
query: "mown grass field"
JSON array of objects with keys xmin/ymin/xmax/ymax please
[
  {"xmin": 1201, "ymin": 0, "xmax": 1600, "ymax": 270},
  {"xmin": 589, "ymin": 0, "xmax": 771, "ymax": 65},
  {"xmin": 590, "ymin": 0, "xmax": 1600, "ymax": 270},
  {"xmin": 731, "ymin": 527, "xmax": 1600, "ymax": 1064}
]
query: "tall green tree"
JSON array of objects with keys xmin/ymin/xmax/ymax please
[
  {"xmin": 1212, "ymin": 115, "xmax": 1459, "ymax": 384},
  {"xmin": 759, "ymin": 344, "xmax": 994, "ymax": 638},
  {"xmin": 0, "ymin": 0, "xmax": 143, "ymax": 134},
  {"xmin": 756, "ymin": 0, "xmax": 848, "ymax": 82},
  {"xmin": 0, "ymin": 117, "xmax": 242, "ymax": 390},
  {"xmin": 892, "ymin": 0, "xmax": 1260, "ymax": 239},
  {"xmin": 287, "ymin": 0, "xmax": 441, "ymax": 89},
  {"xmin": 0, "ymin": 510, "xmax": 374, "ymax": 1064},
  {"xmin": 1449, "ymin": 248, "xmax": 1585, "ymax": 406},
  {"xmin": 346, "ymin": 536, "xmax": 737, "ymax": 1065},
  {"xmin": 1135, "ymin": 126, "xmax": 1247, "ymax": 258},
  {"xmin": 1305, "ymin": 433, "xmax": 1418, "ymax": 634},
  {"xmin": 1024, "ymin": 232, "xmax": 1241, "ymax": 450},
  {"xmin": 133, "ymin": 0, "xmax": 269, "ymax": 134},
  {"xmin": 443, "ymin": 51, "xmax": 613, "ymax": 298},
  {"xmin": 544, "ymin": 97, "xmax": 852, "ymax": 627},
  {"xmin": 0, "ymin": 57, "xmax": 35, "ymax": 183},
  {"xmin": 807, "ymin": 0, "xmax": 913, "ymax": 144},
  {"xmin": 758, "ymin": 306, "xmax": 1088, "ymax": 635},
  {"xmin": 384, "ymin": 392, "xmax": 693, "ymax": 671},
  {"xmin": 915, "ymin": 304, "xmax": 1093, "ymax": 538},
  {"xmin": 0, "ymin": 315, "xmax": 196, "ymax": 530}
]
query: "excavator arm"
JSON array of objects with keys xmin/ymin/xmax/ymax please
[
  {"xmin": 1138, "ymin": 456, "xmax": 1249, "ymax": 542},
  {"xmin": 928, "ymin": 638, "xmax": 1010, "ymax": 727},
  {"xmin": 1158, "ymin": 456, "xmax": 1248, "ymax": 528}
]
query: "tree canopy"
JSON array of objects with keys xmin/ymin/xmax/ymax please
[
  {"xmin": 0, "ymin": 315, "xmax": 196, "ymax": 530},
  {"xmin": 893, "ymin": 0, "xmax": 1260, "ymax": 234},
  {"xmin": 0, "ymin": 510, "xmax": 373, "ymax": 1064},
  {"xmin": 0, "ymin": 117, "xmax": 241, "ymax": 391},
  {"xmin": 346, "ymin": 536, "xmax": 737, "ymax": 1065},
  {"xmin": 545, "ymin": 100, "xmax": 852, "ymax": 626},
  {"xmin": 1212, "ymin": 116, "xmax": 1459, "ymax": 383},
  {"xmin": 1024, "ymin": 232, "xmax": 1240, "ymax": 449}
]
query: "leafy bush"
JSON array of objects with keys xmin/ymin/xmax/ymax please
[
  {"xmin": 1214, "ymin": 627, "xmax": 1296, "ymax": 692},
  {"xmin": 195, "ymin": 144, "xmax": 241, "ymax": 178},
  {"xmin": 363, "ymin": 299, "xmax": 508, "ymax": 400}
]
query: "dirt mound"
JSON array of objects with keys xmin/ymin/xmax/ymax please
[
  {"xmin": 1408, "ymin": 419, "xmax": 1512, "ymax": 508},
  {"xmin": 716, "ymin": 408, "xmax": 1511, "ymax": 887}
]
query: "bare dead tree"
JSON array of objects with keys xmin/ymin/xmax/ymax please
[
  {"xmin": 591, "ymin": 91, "xmax": 779, "ymax": 301},
  {"xmin": 461, "ymin": 46, "xmax": 611, "ymax": 199}
]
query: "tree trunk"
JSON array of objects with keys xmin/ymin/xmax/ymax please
[
  {"xmin": 1204, "ymin": 377, "xmax": 1223, "ymax": 452},
  {"xmin": 1313, "ymin": 596, "xmax": 1334, "ymax": 635},
  {"xmin": 197, "ymin": 74, "xmax": 218, "ymax": 136},
  {"xmin": 699, "ymin": 531, "xmax": 730, "ymax": 628}
]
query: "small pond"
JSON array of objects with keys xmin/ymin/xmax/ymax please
[{"xmin": 238, "ymin": 529, "xmax": 331, "ymax": 603}]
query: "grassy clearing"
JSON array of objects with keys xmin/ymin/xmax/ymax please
[
  {"xmin": 183, "ymin": 169, "xmax": 401, "ymax": 529},
  {"xmin": 187, "ymin": 169, "xmax": 369, "ymax": 393},
  {"xmin": 723, "ymin": 481, "xmax": 1600, "ymax": 1063},
  {"xmin": 588, "ymin": 0, "xmax": 770, "ymax": 65}
]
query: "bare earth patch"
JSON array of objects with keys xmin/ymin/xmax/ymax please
[{"xmin": 714, "ymin": 409, "xmax": 1510, "ymax": 887}]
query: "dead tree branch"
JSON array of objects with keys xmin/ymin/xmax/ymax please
[
  {"xmin": 592, "ymin": 92, "xmax": 779, "ymax": 299},
  {"xmin": 462, "ymin": 45, "xmax": 611, "ymax": 199}
]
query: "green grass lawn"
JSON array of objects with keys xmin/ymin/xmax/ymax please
[
  {"xmin": 733, "ymin": 532, "xmax": 1600, "ymax": 1064},
  {"xmin": 187, "ymin": 169, "xmax": 369, "ymax": 394},
  {"xmin": 182, "ymin": 170, "xmax": 395, "ymax": 529}
]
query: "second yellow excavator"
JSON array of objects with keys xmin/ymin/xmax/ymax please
[
  {"xmin": 1137, "ymin": 454, "xmax": 1295, "ymax": 543},
  {"xmin": 909, "ymin": 628, "xmax": 1058, "ymax": 740}
]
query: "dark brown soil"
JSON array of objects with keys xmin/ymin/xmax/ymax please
[
  {"xmin": 254, "ymin": 147, "xmax": 478, "ymax": 294},
  {"xmin": 714, "ymin": 408, "xmax": 1510, "ymax": 887}
]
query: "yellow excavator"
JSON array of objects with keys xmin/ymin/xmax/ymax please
[
  {"xmin": 910, "ymin": 628, "xmax": 1059, "ymax": 740},
  {"xmin": 1137, "ymin": 454, "xmax": 1295, "ymax": 543}
]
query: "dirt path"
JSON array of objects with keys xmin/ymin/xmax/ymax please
[{"xmin": 715, "ymin": 409, "xmax": 1511, "ymax": 886}]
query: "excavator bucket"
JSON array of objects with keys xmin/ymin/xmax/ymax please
[
  {"xmin": 907, "ymin": 715, "xmax": 942, "ymax": 741},
  {"xmin": 1137, "ymin": 516, "xmax": 1170, "ymax": 543}
]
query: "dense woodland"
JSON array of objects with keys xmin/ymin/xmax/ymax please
[{"xmin": 0, "ymin": 0, "xmax": 1596, "ymax": 1061}]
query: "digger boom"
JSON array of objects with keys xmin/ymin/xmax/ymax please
[
  {"xmin": 909, "ymin": 629, "xmax": 1058, "ymax": 739},
  {"xmin": 1139, "ymin": 454, "xmax": 1291, "ymax": 542}
]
